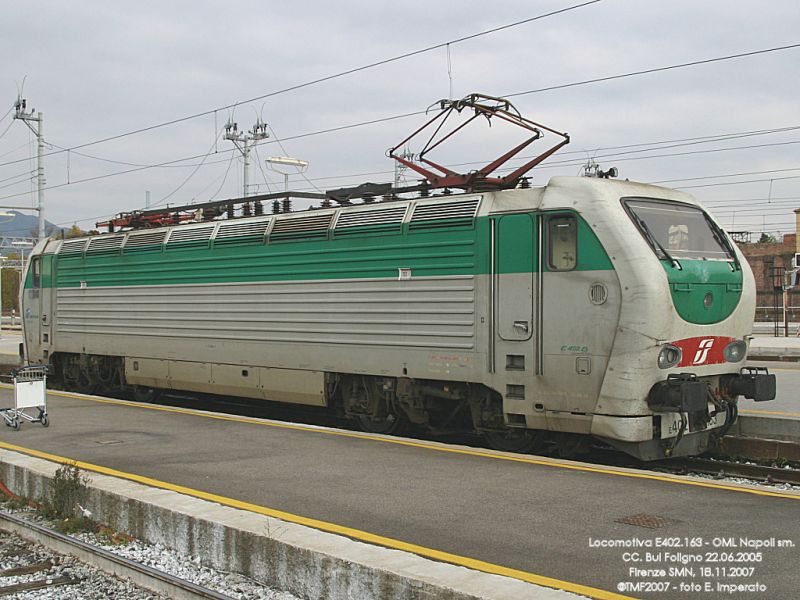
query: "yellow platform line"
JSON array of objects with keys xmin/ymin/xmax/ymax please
[
  {"xmin": 11, "ymin": 387, "xmax": 799, "ymax": 501},
  {"xmin": 0, "ymin": 441, "xmax": 632, "ymax": 600},
  {"xmin": 740, "ymin": 408, "xmax": 800, "ymax": 417}
]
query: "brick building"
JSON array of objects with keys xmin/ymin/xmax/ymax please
[{"xmin": 736, "ymin": 209, "xmax": 800, "ymax": 321}]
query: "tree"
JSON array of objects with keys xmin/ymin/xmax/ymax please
[
  {"xmin": 1, "ymin": 252, "xmax": 23, "ymax": 314},
  {"xmin": 64, "ymin": 223, "xmax": 87, "ymax": 239},
  {"xmin": 758, "ymin": 233, "xmax": 777, "ymax": 244}
]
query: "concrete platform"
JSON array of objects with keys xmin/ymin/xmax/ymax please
[
  {"xmin": 0, "ymin": 388, "xmax": 797, "ymax": 600},
  {"xmin": 748, "ymin": 335, "xmax": 800, "ymax": 361}
]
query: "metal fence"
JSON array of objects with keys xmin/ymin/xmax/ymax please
[{"xmin": 755, "ymin": 306, "xmax": 800, "ymax": 322}]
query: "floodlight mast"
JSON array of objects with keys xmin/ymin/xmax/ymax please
[
  {"xmin": 266, "ymin": 156, "xmax": 309, "ymax": 212},
  {"xmin": 388, "ymin": 93, "xmax": 569, "ymax": 192}
]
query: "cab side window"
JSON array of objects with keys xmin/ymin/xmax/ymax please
[
  {"xmin": 32, "ymin": 258, "xmax": 41, "ymax": 288},
  {"xmin": 548, "ymin": 215, "xmax": 577, "ymax": 271}
]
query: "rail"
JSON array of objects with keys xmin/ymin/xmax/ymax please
[
  {"xmin": 653, "ymin": 457, "xmax": 800, "ymax": 486},
  {"xmin": 0, "ymin": 510, "xmax": 236, "ymax": 600}
]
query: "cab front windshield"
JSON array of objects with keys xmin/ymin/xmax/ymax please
[{"xmin": 624, "ymin": 198, "xmax": 733, "ymax": 262}]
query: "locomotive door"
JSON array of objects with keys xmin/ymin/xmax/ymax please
[{"xmin": 492, "ymin": 213, "xmax": 536, "ymax": 370}]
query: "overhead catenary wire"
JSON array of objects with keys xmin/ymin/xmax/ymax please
[
  {"xmin": 0, "ymin": 119, "xmax": 15, "ymax": 142},
  {"xmin": 675, "ymin": 174, "xmax": 800, "ymax": 190},
  {"xmin": 0, "ymin": 105, "xmax": 13, "ymax": 125},
  {"xmin": 653, "ymin": 167, "xmax": 800, "ymax": 184},
  {"xmin": 1, "ymin": 39, "xmax": 798, "ymax": 207},
  {"xmin": 21, "ymin": 121, "xmax": 799, "ymax": 204},
  {"xmin": 1, "ymin": 34, "xmax": 797, "ymax": 174},
  {"xmin": 271, "ymin": 137, "xmax": 800, "ymax": 190},
  {"xmin": 0, "ymin": 170, "xmax": 32, "ymax": 185},
  {"xmin": 0, "ymin": 20, "xmax": 792, "ymax": 228},
  {"xmin": 48, "ymin": 143, "xmax": 232, "ymax": 170},
  {"xmin": 505, "ymin": 42, "xmax": 800, "ymax": 98},
  {"xmin": 0, "ymin": 147, "xmax": 239, "ymax": 203},
  {"xmin": 13, "ymin": 127, "xmax": 800, "ymax": 210},
  {"xmin": 150, "ymin": 131, "xmax": 223, "ymax": 207},
  {"xmin": 0, "ymin": 0, "xmax": 603, "ymax": 171}
]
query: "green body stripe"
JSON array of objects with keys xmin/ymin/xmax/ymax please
[{"xmin": 31, "ymin": 213, "xmax": 614, "ymax": 289}]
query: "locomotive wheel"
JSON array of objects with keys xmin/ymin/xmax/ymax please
[
  {"xmin": 356, "ymin": 410, "xmax": 407, "ymax": 436},
  {"xmin": 484, "ymin": 428, "xmax": 543, "ymax": 454}
]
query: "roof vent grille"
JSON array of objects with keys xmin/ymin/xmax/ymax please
[
  {"xmin": 334, "ymin": 205, "xmax": 407, "ymax": 236},
  {"xmin": 215, "ymin": 219, "xmax": 269, "ymax": 242},
  {"xmin": 86, "ymin": 235, "xmax": 125, "ymax": 254},
  {"xmin": 409, "ymin": 197, "xmax": 480, "ymax": 230},
  {"xmin": 124, "ymin": 230, "xmax": 168, "ymax": 250},
  {"xmin": 167, "ymin": 224, "xmax": 215, "ymax": 246},
  {"xmin": 270, "ymin": 213, "xmax": 333, "ymax": 241},
  {"xmin": 58, "ymin": 238, "xmax": 89, "ymax": 256}
]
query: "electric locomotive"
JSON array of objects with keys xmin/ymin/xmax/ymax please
[{"xmin": 20, "ymin": 95, "xmax": 775, "ymax": 460}]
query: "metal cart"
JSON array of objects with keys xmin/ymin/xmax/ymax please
[{"xmin": 2, "ymin": 366, "xmax": 49, "ymax": 430}]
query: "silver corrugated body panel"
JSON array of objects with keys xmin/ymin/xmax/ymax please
[{"xmin": 55, "ymin": 276, "xmax": 476, "ymax": 351}]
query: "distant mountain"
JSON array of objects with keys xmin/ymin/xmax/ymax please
[
  {"xmin": 0, "ymin": 211, "xmax": 60, "ymax": 256},
  {"xmin": 0, "ymin": 211, "xmax": 59, "ymax": 239}
]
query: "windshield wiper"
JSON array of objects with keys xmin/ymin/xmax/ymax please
[
  {"xmin": 704, "ymin": 215, "xmax": 741, "ymax": 271},
  {"xmin": 633, "ymin": 213, "xmax": 682, "ymax": 270}
]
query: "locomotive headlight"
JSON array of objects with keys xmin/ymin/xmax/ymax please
[
  {"xmin": 658, "ymin": 344, "xmax": 682, "ymax": 369},
  {"xmin": 723, "ymin": 340, "xmax": 747, "ymax": 363}
]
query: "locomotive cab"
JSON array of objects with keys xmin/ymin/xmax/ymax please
[{"xmin": 565, "ymin": 178, "xmax": 776, "ymax": 459}]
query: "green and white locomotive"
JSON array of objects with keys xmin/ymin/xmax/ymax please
[{"xmin": 21, "ymin": 96, "xmax": 774, "ymax": 460}]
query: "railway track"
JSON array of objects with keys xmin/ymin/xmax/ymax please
[
  {"xmin": 652, "ymin": 457, "xmax": 800, "ymax": 486},
  {"xmin": 0, "ymin": 510, "xmax": 236, "ymax": 600}
]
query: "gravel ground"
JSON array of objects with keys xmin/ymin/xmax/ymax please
[
  {"xmin": 71, "ymin": 531, "xmax": 300, "ymax": 600},
  {"xmin": 685, "ymin": 471, "xmax": 800, "ymax": 491},
  {"xmin": 0, "ymin": 529, "xmax": 163, "ymax": 599},
  {"xmin": 0, "ymin": 504, "xmax": 302, "ymax": 600}
]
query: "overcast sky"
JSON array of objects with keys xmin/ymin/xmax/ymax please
[{"xmin": 0, "ymin": 0, "xmax": 798, "ymax": 238}]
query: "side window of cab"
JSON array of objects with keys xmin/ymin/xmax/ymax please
[
  {"xmin": 547, "ymin": 215, "xmax": 577, "ymax": 271},
  {"xmin": 31, "ymin": 257, "xmax": 41, "ymax": 288}
]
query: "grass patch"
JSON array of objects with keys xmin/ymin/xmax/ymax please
[
  {"xmin": 40, "ymin": 463, "xmax": 91, "ymax": 521},
  {"xmin": 0, "ymin": 463, "xmax": 133, "ymax": 542}
]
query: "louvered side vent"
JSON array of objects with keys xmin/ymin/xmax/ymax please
[
  {"xmin": 58, "ymin": 238, "xmax": 89, "ymax": 256},
  {"xmin": 270, "ymin": 213, "xmax": 333, "ymax": 241},
  {"xmin": 124, "ymin": 230, "xmax": 168, "ymax": 250},
  {"xmin": 409, "ymin": 197, "xmax": 481, "ymax": 230},
  {"xmin": 334, "ymin": 205, "xmax": 408, "ymax": 236},
  {"xmin": 214, "ymin": 218, "xmax": 270, "ymax": 244},
  {"xmin": 86, "ymin": 235, "xmax": 125, "ymax": 254},
  {"xmin": 166, "ymin": 224, "xmax": 216, "ymax": 246}
]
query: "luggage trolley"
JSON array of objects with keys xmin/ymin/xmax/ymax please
[{"xmin": 2, "ymin": 365, "xmax": 49, "ymax": 430}]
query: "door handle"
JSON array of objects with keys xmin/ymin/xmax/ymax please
[{"xmin": 513, "ymin": 320, "xmax": 529, "ymax": 333}]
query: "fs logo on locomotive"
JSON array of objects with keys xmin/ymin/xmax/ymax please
[{"xmin": 692, "ymin": 338, "xmax": 715, "ymax": 365}]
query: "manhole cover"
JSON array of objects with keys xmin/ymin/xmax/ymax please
[{"xmin": 615, "ymin": 513, "xmax": 679, "ymax": 529}]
